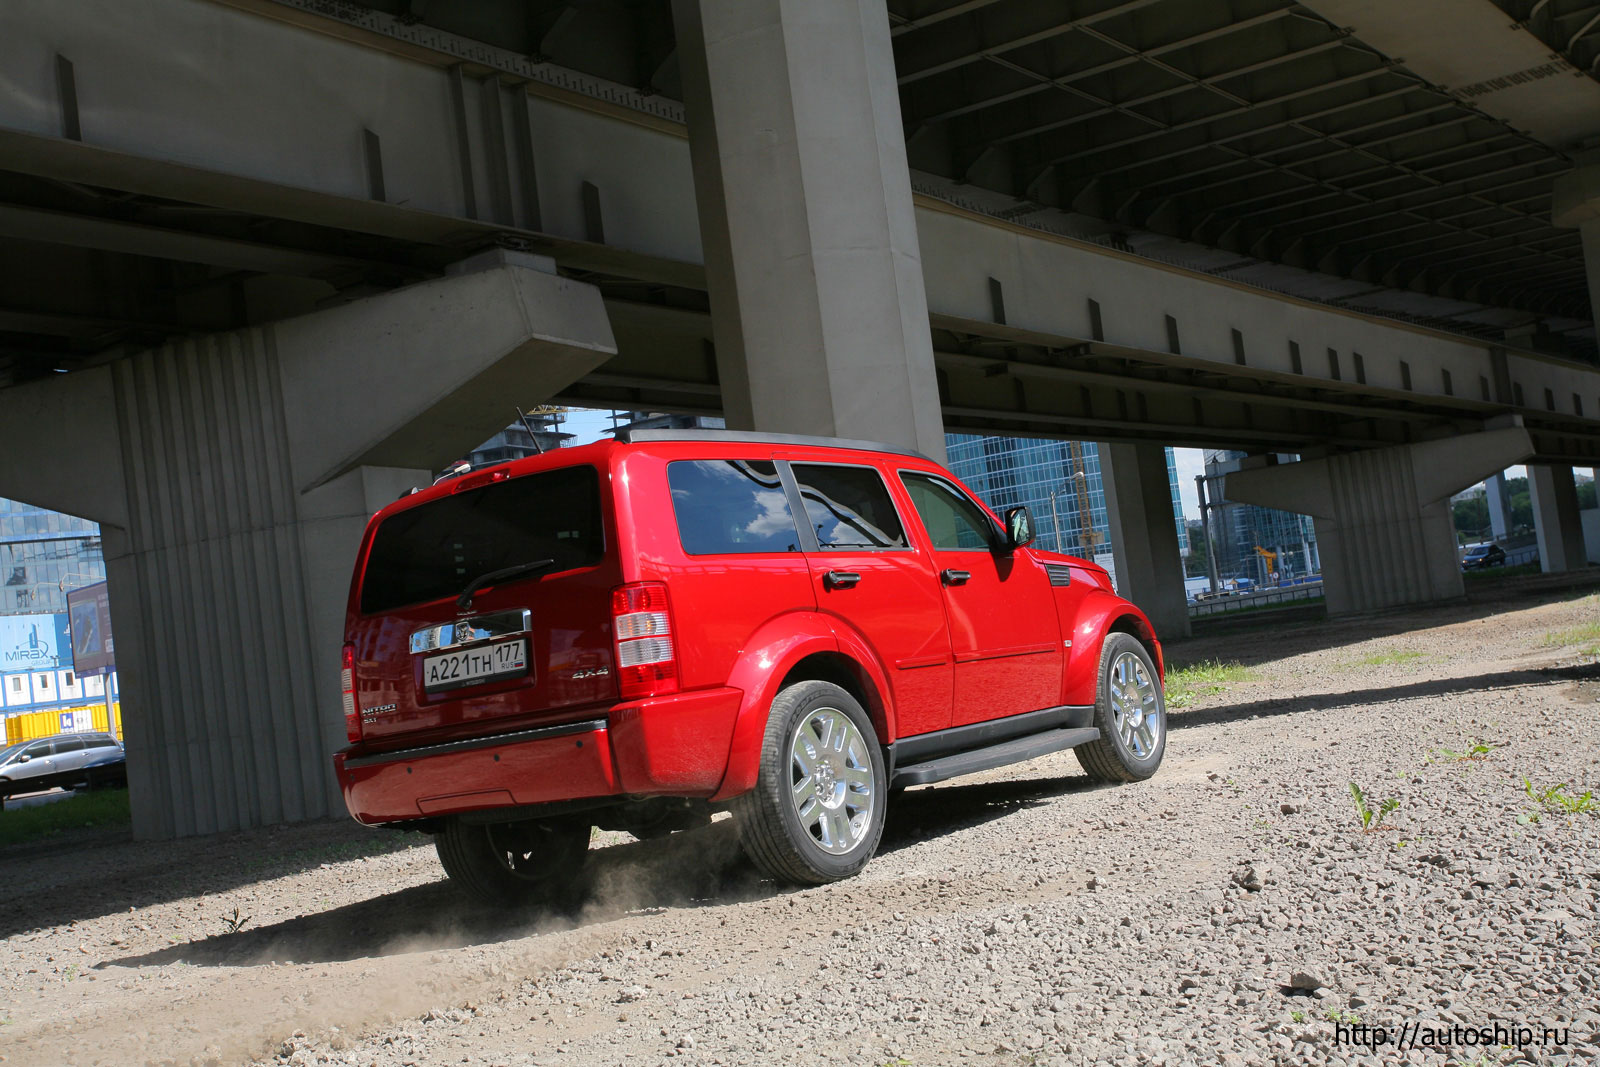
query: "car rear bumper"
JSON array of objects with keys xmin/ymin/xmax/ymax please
[{"xmin": 334, "ymin": 686, "xmax": 743, "ymax": 825}]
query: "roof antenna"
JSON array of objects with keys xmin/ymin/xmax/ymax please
[{"xmin": 516, "ymin": 406, "xmax": 546, "ymax": 455}]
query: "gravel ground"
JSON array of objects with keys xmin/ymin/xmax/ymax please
[{"xmin": 2, "ymin": 578, "xmax": 1597, "ymax": 1067}]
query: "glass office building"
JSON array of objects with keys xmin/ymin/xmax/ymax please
[
  {"xmin": 1203, "ymin": 449, "xmax": 1320, "ymax": 581},
  {"xmin": 0, "ymin": 498, "xmax": 105, "ymax": 615},
  {"xmin": 945, "ymin": 436, "xmax": 1186, "ymax": 561}
]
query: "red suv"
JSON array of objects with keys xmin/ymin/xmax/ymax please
[{"xmin": 335, "ymin": 430, "xmax": 1166, "ymax": 903}]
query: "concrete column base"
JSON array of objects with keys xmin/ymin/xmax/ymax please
[
  {"xmin": 1101, "ymin": 442, "xmax": 1190, "ymax": 640},
  {"xmin": 0, "ymin": 262, "xmax": 615, "ymax": 838},
  {"xmin": 1224, "ymin": 426, "xmax": 1533, "ymax": 616}
]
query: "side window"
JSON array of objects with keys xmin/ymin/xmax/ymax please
[
  {"xmin": 88, "ymin": 737, "xmax": 119, "ymax": 749},
  {"xmin": 56, "ymin": 738, "xmax": 86, "ymax": 753},
  {"xmin": 667, "ymin": 460, "xmax": 802, "ymax": 554},
  {"xmin": 789, "ymin": 465, "xmax": 907, "ymax": 550},
  {"xmin": 901, "ymin": 473, "xmax": 996, "ymax": 551},
  {"xmin": 23, "ymin": 741, "xmax": 50, "ymax": 758}
]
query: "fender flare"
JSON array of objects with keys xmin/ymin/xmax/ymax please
[
  {"xmin": 710, "ymin": 611, "xmax": 895, "ymax": 801},
  {"xmin": 1062, "ymin": 593, "xmax": 1163, "ymax": 707}
]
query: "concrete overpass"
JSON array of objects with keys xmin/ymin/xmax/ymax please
[{"xmin": 1, "ymin": 0, "xmax": 1597, "ymax": 836}]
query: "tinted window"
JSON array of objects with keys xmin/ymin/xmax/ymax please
[
  {"xmin": 668, "ymin": 460, "xmax": 802, "ymax": 555},
  {"xmin": 902, "ymin": 473, "xmax": 995, "ymax": 551},
  {"xmin": 790, "ymin": 465, "xmax": 906, "ymax": 550},
  {"xmin": 361, "ymin": 466, "xmax": 604, "ymax": 614},
  {"xmin": 56, "ymin": 738, "xmax": 85, "ymax": 753},
  {"xmin": 22, "ymin": 741, "xmax": 50, "ymax": 758},
  {"xmin": 87, "ymin": 737, "xmax": 120, "ymax": 749}
]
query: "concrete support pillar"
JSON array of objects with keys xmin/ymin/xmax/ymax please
[
  {"xmin": 0, "ymin": 258, "xmax": 615, "ymax": 838},
  {"xmin": 1529, "ymin": 464, "xmax": 1586, "ymax": 573},
  {"xmin": 1101, "ymin": 443, "xmax": 1191, "ymax": 640},
  {"xmin": 672, "ymin": 0, "xmax": 947, "ymax": 461},
  {"xmin": 1224, "ymin": 426, "xmax": 1533, "ymax": 615},
  {"xmin": 1484, "ymin": 471, "xmax": 1512, "ymax": 541}
]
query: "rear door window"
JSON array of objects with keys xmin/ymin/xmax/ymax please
[
  {"xmin": 789, "ymin": 464, "xmax": 907, "ymax": 550},
  {"xmin": 55, "ymin": 738, "xmax": 86, "ymax": 753},
  {"xmin": 361, "ymin": 466, "xmax": 604, "ymax": 614},
  {"xmin": 667, "ymin": 460, "xmax": 802, "ymax": 554}
]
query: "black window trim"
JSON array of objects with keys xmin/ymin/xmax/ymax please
[
  {"xmin": 897, "ymin": 469, "xmax": 1005, "ymax": 552},
  {"xmin": 779, "ymin": 460, "xmax": 914, "ymax": 555}
]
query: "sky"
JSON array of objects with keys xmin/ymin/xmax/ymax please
[{"xmin": 555, "ymin": 406, "xmax": 1536, "ymax": 525}]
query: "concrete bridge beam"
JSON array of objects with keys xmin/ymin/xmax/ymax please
[
  {"xmin": 1222, "ymin": 426, "xmax": 1534, "ymax": 615},
  {"xmin": 671, "ymin": 0, "xmax": 947, "ymax": 462},
  {"xmin": 0, "ymin": 259, "xmax": 616, "ymax": 838}
]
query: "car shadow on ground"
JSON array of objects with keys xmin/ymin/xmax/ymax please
[{"xmin": 98, "ymin": 772, "xmax": 1104, "ymax": 970}]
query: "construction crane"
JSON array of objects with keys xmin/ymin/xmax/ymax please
[{"xmin": 1254, "ymin": 545, "xmax": 1278, "ymax": 584}]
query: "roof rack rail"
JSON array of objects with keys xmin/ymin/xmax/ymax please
[{"xmin": 610, "ymin": 427, "xmax": 932, "ymax": 461}]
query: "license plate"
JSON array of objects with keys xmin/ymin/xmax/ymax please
[{"xmin": 423, "ymin": 638, "xmax": 528, "ymax": 692}]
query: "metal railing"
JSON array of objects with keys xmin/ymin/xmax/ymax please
[{"xmin": 1189, "ymin": 579, "xmax": 1325, "ymax": 617}]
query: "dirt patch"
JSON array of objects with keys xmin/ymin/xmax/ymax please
[{"xmin": 3, "ymin": 582, "xmax": 1598, "ymax": 1066}]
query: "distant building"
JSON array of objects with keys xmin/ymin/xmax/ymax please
[
  {"xmin": 456, "ymin": 407, "xmax": 572, "ymax": 471},
  {"xmin": 944, "ymin": 436, "xmax": 1186, "ymax": 565},
  {"xmin": 0, "ymin": 498, "xmax": 113, "ymax": 727},
  {"xmin": 0, "ymin": 498, "xmax": 105, "ymax": 616},
  {"xmin": 1203, "ymin": 450, "xmax": 1320, "ymax": 582}
]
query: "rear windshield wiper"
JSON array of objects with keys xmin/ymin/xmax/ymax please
[{"xmin": 456, "ymin": 559, "xmax": 556, "ymax": 611}]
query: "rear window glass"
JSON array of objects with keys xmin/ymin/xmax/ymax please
[
  {"xmin": 790, "ymin": 464, "xmax": 907, "ymax": 550},
  {"xmin": 361, "ymin": 466, "xmax": 604, "ymax": 614},
  {"xmin": 668, "ymin": 460, "xmax": 802, "ymax": 555},
  {"xmin": 56, "ymin": 738, "xmax": 85, "ymax": 753}
]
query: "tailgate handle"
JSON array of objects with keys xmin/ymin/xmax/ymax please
[
  {"xmin": 941, "ymin": 569, "xmax": 971, "ymax": 585},
  {"xmin": 823, "ymin": 570, "xmax": 861, "ymax": 589}
]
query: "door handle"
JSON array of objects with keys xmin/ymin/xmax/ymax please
[
  {"xmin": 941, "ymin": 569, "xmax": 972, "ymax": 585},
  {"xmin": 823, "ymin": 570, "xmax": 861, "ymax": 589}
]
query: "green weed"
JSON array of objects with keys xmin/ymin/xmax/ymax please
[
  {"xmin": 221, "ymin": 907, "xmax": 251, "ymax": 935},
  {"xmin": 1350, "ymin": 648, "xmax": 1423, "ymax": 667},
  {"xmin": 1349, "ymin": 782, "xmax": 1399, "ymax": 832},
  {"xmin": 1324, "ymin": 1008, "xmax": 1360, "ymax": 1024},
  {"xmin": 1165, "ymin": 660, "xmax": 1258, "ymax": 707},
  {"xmin": 1518, "ymin": 779, "xmax": 1597, "ymax": 824},
  {"xmin": 1433, "ymin": 740, "xmax": 1497, "ymax": 763},
  {"xmin": 1540, "ymin": 622, "xmax": 1600, "ymax": 657}
]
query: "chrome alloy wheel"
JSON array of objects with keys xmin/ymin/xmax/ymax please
[
  {"xmin": 789, "ymin": 706, "xmax": 876, "ymax": 855},
  {"xmin": 1109, "ymin": 650, "xmax": 1162, "ymax": 759}
]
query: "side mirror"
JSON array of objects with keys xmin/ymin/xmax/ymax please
[
  {"xmin": 1003, "ymin": 505, "xmax": 1035, "ymax": 550},
  {"xmin": 16, "ymin": 754, "xmax": 30, "ymax": 763}
]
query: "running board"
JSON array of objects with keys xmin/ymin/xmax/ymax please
[{"xmin": 891, "ymin": 726, "xmax": 1100, "ymax": 788}]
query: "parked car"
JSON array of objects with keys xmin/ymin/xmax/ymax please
[
  {"xmin": 334, "ymin": 430, "xmax": 1167, "ymax": 904},
  {"xmin": 0, "ymin": 731, "xmax": 124, "ymax": 806},
  {"xmin": 1461, "ymin": 542, "xmax": 1506, "ymax": 570}
]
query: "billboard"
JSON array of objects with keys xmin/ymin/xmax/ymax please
[
  {"xmin": 0, "ymin": 613, "xmax": 71, "ymax": 671},
  {"xmin": 66, "ymin": 582, "xmax": 115, "ymax": 675}
]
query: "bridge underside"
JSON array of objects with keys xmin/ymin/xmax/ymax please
[{"xmin": 1, "ymin": 0, "xmax": 1598, "ymax": 838}]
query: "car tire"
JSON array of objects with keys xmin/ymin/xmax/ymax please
[
  {"xmin": 434, "ymin": 817, "xmax": 591, "ymax": 908},
  {"xmin": 732, "ymin": 680, "xmax": 887, "ymax": 885},
  {"xmin": 1076, "ymin": 632, "xmax": 1167, "ymax": 783}
]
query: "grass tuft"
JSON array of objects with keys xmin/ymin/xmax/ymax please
[
  {"xmin": 1350, "ymin": 648, "xmax": 1424, "ymax": 667},
  {"xmin": 1164, "ymin": 660, "xmax": 1258, "ymax": 707},
  {"xmin": 0, "ymin": 788, "xmax": 130, "ymax": 847},
  {"xmin": 1540, "ymin": 622, "xmax": 1600, "ymax": 656}
]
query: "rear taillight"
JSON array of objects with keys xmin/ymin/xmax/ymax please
[
  {"xmin": 611, "ymin": 582, "xmax": 678, "ymax": 699},
  {"xmin": 341, "ymin": 643, "xmax": 361, "ymax": 743}
]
